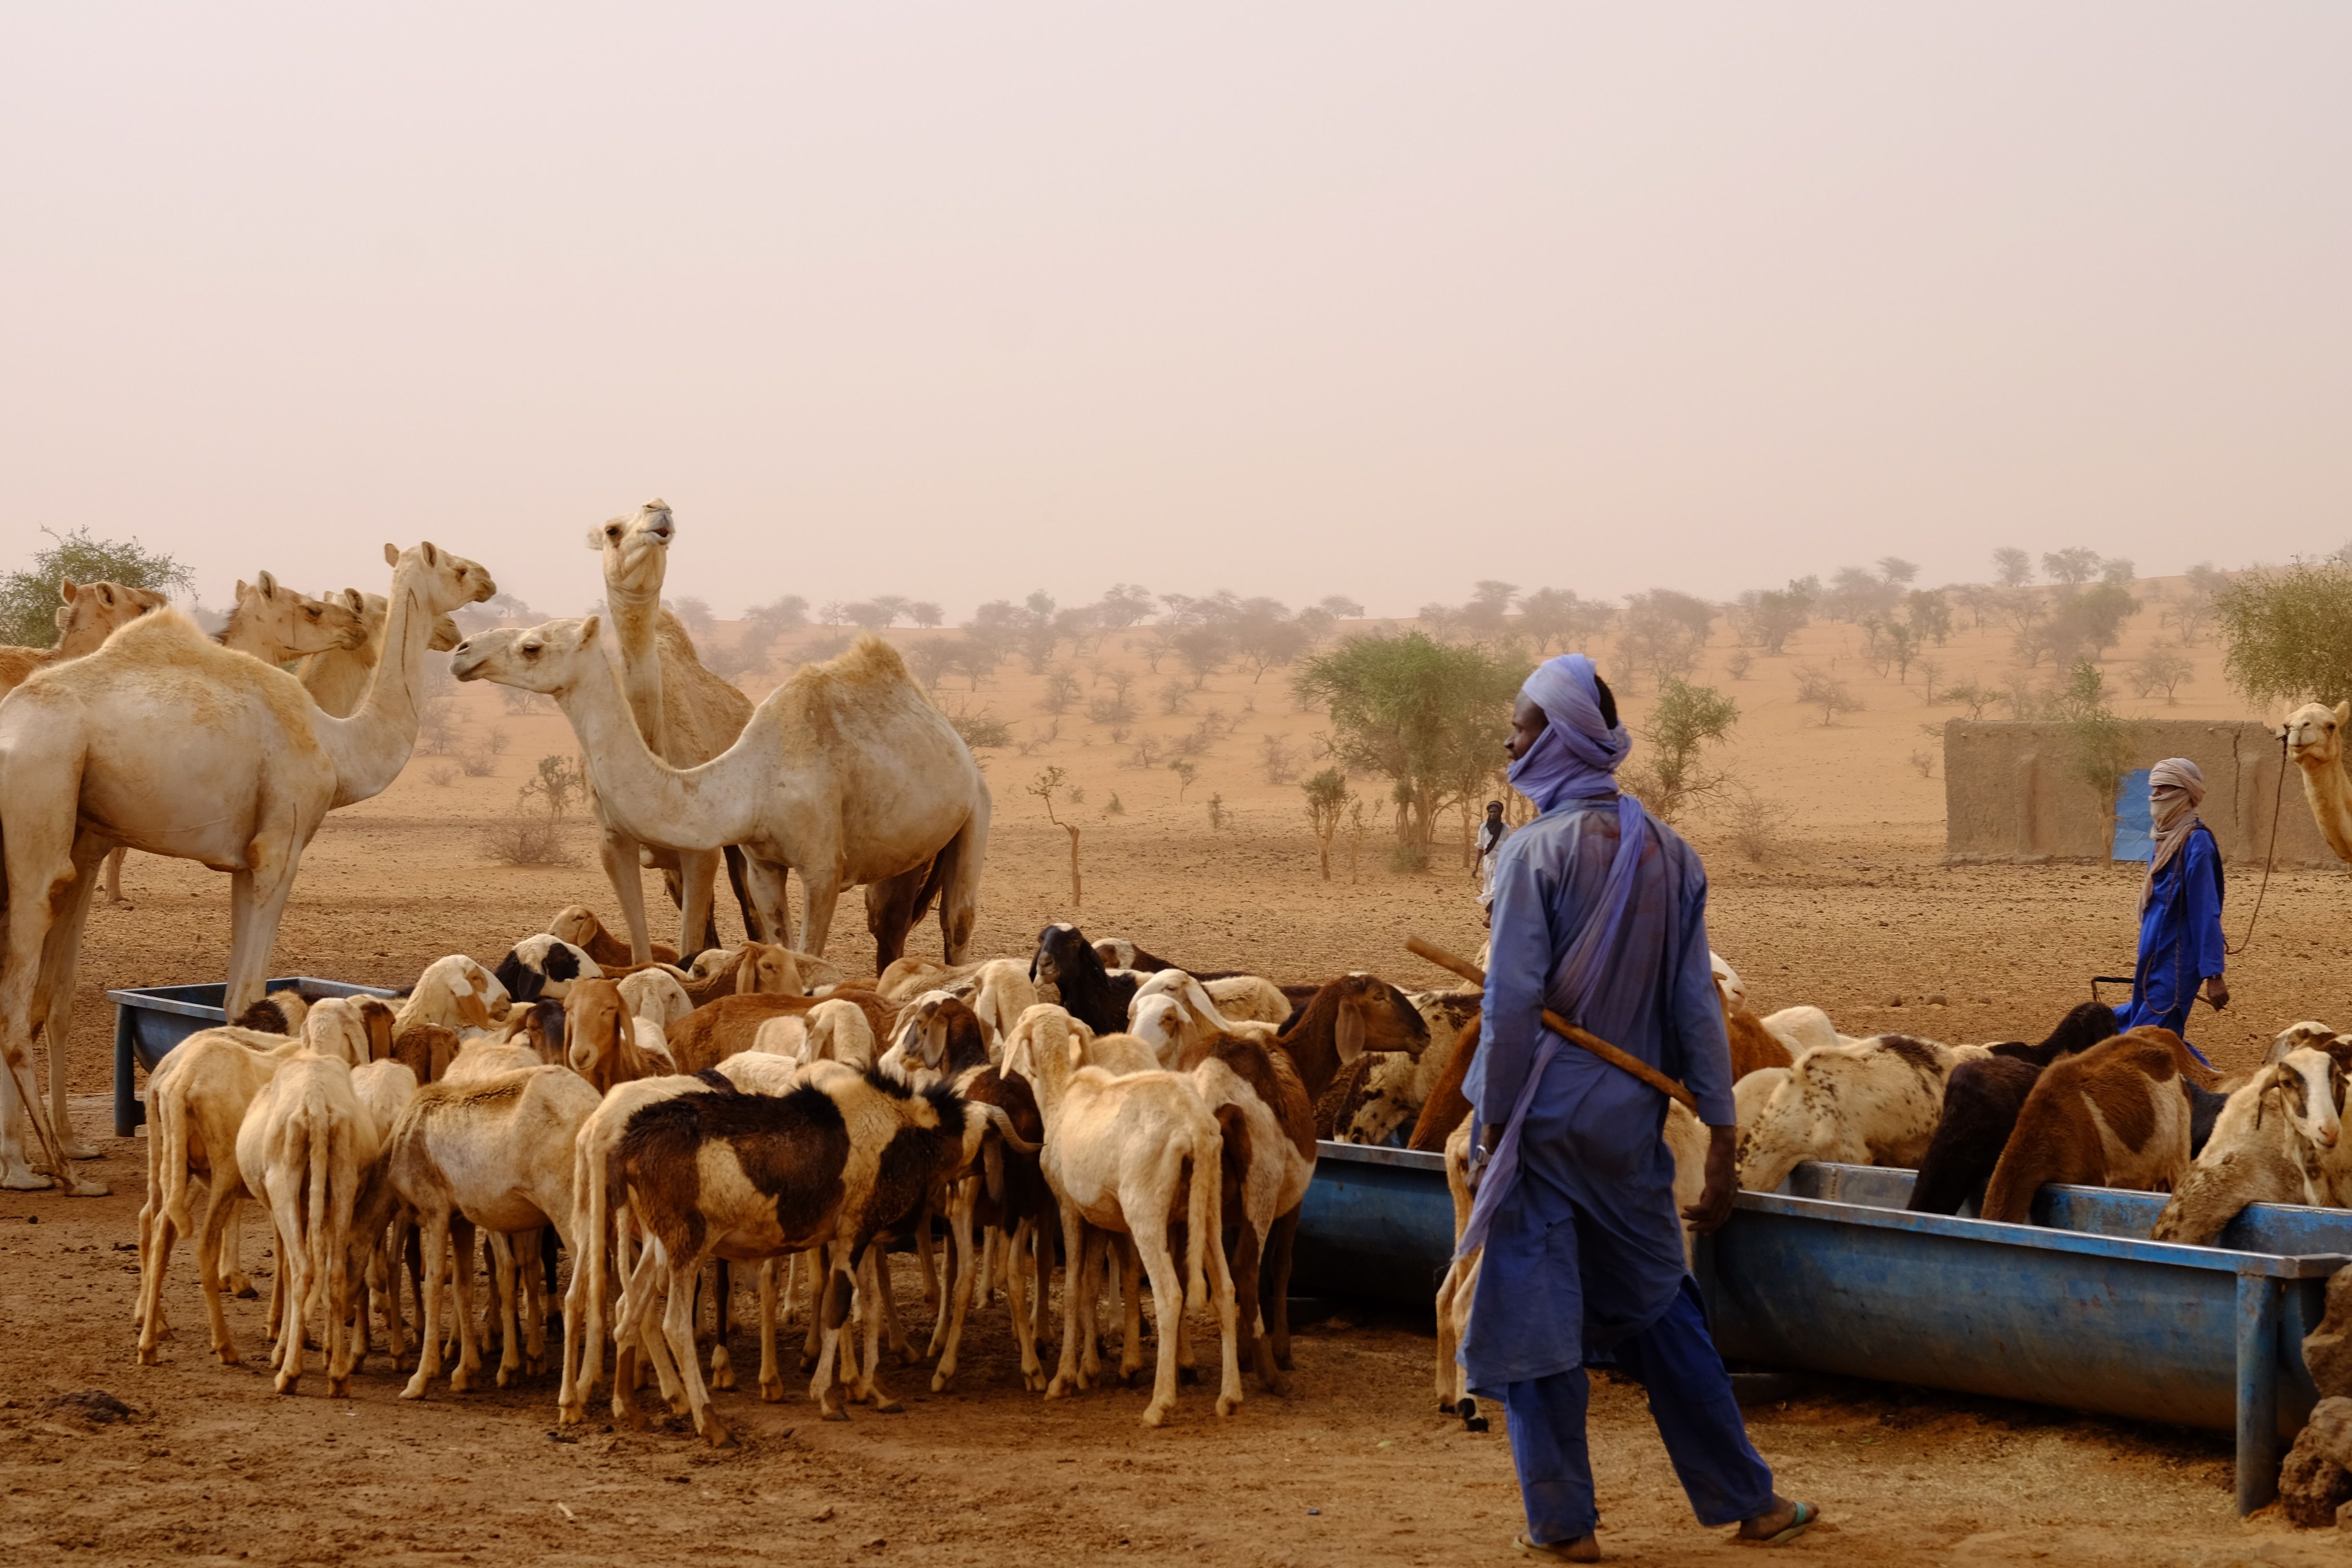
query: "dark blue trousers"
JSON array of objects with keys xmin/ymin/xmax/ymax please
[{"xmin": 1498, "ymin": 1278, "xmax": 1775, "ymax": 1544}]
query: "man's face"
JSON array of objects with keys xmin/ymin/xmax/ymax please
[
  {"xmin": 1486, "ymin": 805, "xmax": 1503, "ymax": 823},
  {"xmin": 1506, "ymin": 694, "xmax": 1547, "ymax": 763}
]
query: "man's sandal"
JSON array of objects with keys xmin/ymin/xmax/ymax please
[
  {"xmin": 1513, "ymin": 1532, "xmax": 1601, "ymax": 1563},
  {"xmin": 1740, "ymin": 1500, "xmax": 1820, "ymax": 1546}
]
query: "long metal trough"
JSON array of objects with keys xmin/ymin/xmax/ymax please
[
  {"xmin": 109, "ymin": 977, "xmax": 402, "ymax": 1137},
  {"xmin": 1290, "ymin": 1140, "xmax": 2352, "ymax": 1513}
]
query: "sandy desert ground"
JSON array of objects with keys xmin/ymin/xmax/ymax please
[{"xmin": 5, "ymin": 576, "xmax": 2350, "ymax": 1564}]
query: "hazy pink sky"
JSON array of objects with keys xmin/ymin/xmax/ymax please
[{"xmin": 4, "ymin": 4, "xmax": 2347, "ymax": 620}]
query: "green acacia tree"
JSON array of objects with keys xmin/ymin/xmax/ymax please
[
  {"xmin": 0, "ymin": 527, "xmax": 192, "ymax": 648},
  {"xmin": 2216, "ymin": 560, "xmax": 2352, "ymax": 707},
  {"xmin": 1621, "ymin": 678, "xmax": 1739, "ymax": 823},
  {"xmin": 1300, "ymin": 766, "xmax": 1352, "ymax": 881},
  {"xmin": 1293, "ymin": 631, "xmax": 1527, "ymax": 867}
]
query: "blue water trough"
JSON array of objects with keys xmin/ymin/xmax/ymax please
[
  {"xmin": 109, "ymin": 977, "xmax": 402, "ymax": 1137},
  {"xmin": 1291, "ymin": 1141, "xmax": 2352, "ymax": 1513}
]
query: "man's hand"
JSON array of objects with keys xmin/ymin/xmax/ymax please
[
  {"xmin": 2205, "ymin": 974, "xmax": 2230, "ymax": 1011},
  {"xmin": 1464, "ymin": 1124, "xmax": 1502, "ymax": 1193},
  {"xmin": 1681, "ymin": 1123, "xmax": 1739, "ymax": 1235}
]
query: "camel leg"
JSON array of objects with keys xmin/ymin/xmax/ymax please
[
  {"xmin": 754, "ymin": 857, "xmax": 795, "ymax": 950},
  {"xmin": 597, "ymin": 824, "xmax": 656, "ymax": 966},
  {"xmin": 104, "ymin": 846, "xmax": 130, "ymax": 908},
  {"xmin": 672, "ymin": 847, "xmax": 724, "ymax": 962},
  {"xmin": 30, "ymin": 833, "xmax": 108, "ymax": 1163},
  {"xmin": 0, "ymin": 735, "xmax": 102, "ymax": 1192},
  {"xmin": 864, "ymin": 866, "xmax": 926, "ymax": 971},
  {"xmin": 936, "ymin": 804, "xmax": 989, "ymax": 965},
  {"xmin": 798, "ymin": 866, "xmax": 845, "ymax": 958}
]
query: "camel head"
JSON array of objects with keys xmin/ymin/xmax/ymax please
[
  {"xmin": 451, "ymin": 616, "xmax": 601, "ymax": 698},
  {"xmin": 381, "ymin": 540, "xmax": 497, "ymax": 618},
  {"xmin": 2282, "ymin": 701, "xmax": 2349, "ymax": 771},
  {"xmin": 52, "ymin": 579, "xmax": 166, "ymax": 657},
  {"xmin": 587, "ymin": 500, "xmax": 675, "ymax": 604},
  {"xmin": 227, "ymin": 570, "xmax": 369, "ymax": 656}
]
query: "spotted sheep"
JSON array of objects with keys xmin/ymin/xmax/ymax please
[{"xmin": 1980, "ymin": 1027, "xmax": 2220, "ymax": 1224}]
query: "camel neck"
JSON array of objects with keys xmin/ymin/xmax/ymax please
[
  {"xmin": 608, "ymin": 588, "xmax": 666, "ymax": 747},
  {"xmin": 317, "ymin": 564, "xmax": 429, "ymax": 807},
  {"xmin": 556, "ymin": 652, "xmax": 750, "ymax": 853}
]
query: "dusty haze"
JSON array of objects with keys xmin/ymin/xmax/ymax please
[{"xmin": 3, "ymin": 3, "xmax": 2347, "ymax": 616}]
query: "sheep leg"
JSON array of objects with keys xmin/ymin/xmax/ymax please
[
  {"xmin": 1233, "ymin": 1221, "xmax": 1283, "ymax": 1395},
  {"xmin": 522, "ymin": 1227, "xmax": 550, "ymax": 1377},
  {"xmin": 487, "ymin": 1232, "xmax": 522, "ymax": 1387},
  {"xmin": 851, "ymin": 1249, "xmax": 903, "ymax": 1412},
  {"xmin": 812, "ymin": 1248, "xmax": 855, "ymax": 1420},
  {"xmin": 978, "ymin": 1220, "xmax": 999, "ymax": 1311},
  {"xmin": 757, "ymin": 1257, "xmax": 784, "ymax": 1402},
  {"xmin": 873, "ymin": 1250, "xmax": 919, "ymax": 1366},
  {"xmin": 798, "ymin": 1245, "xmax": 825, "ymax": 1371},
  {"xmin": 606, "ymin": 1242, "xmax": 662, "ymax": 1428},
  {"xmin": 265, "ymin": 1221, "xmax": 287, "ymax": 1347},
  {"xmin": 1134, "ymin": 1221, "xmax": 1185, "ymax": 1428},
  {"xmin": 1000, "ymin": 1219, "xmax": 1041, "ymax": 1392},
  {"xmin": 931, "ymin": 1190, "xmax": 980, "ymax": 1391},
  {"xmin": 195, "ymin": 1188, "xmax": 245, "ymax": 1364},
  {"xmin": 1046, "ymin": 1208, "xmax": 1090, "ymax": 1400},
  {"xmin": 399, "ymin": 1213, "xmax": 452, "ymax": 1399},
  {"xmin": 1206, "ymin": 1209, "xmax": 1242, "ymax": 1418},
  {"xmin": 446, "ymin": 1216, "xmax": 483, "ymax": 1393},
  {"xmin": 135, "ymin": 1205, "xmax": 181, "ymax": 1365},
  {"xmin": 556, "ymin": 1226, "xmax": 597, "ymax": 1423},
  {"xmin": 706, "ymin": 1259, "xmax": 737, "ymax": 1392},
  {"xmin": 661, "ymin": 1249, "xmax": 731, "ymax": 1447},
  {"xmin": 324, "ymin": 1162, "xmax": 364, "ymax": 1398},
  {"xmin": 1263, "ymin": 1206, "xmax": 1300, "ymax": 1372},
  {"xmin": 915, "ymin": 1218, "xmax": 941, "ymax": 1317},
  {"xmin": 1118, "ymin": 1235, "xmax": 1146, "ymax": 1385},
  {"xmin": 269, "ymin": 1201, "xmax": 308, "ymax": 1395}
]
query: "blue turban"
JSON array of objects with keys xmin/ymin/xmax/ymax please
[{"xmin": 1507, "ymin": 654, "xmax": 1631, "ymax": 813}]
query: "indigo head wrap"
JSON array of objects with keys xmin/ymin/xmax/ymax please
[{"xmin": 1507, "ymin": 654, "xmax": 1631, "ymax": 812}]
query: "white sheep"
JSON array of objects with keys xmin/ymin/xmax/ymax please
[
  {"xmin": 2154, "ymin": 1047, "xmax": 2345, "ymax": 1244},
  {"xmin": 1738, "ymin": 1035, "xmax": 1978, "ymax": 1191},
  {"xmin": 1001, "ymin": 1004, "xmax": 1241, "ymax": 1426}
]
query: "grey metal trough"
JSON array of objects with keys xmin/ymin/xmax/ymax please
[
  {"xmin": 109, "ymin": 977, "xmax": 402, "ymax": 1137},
  {"xmin": 1291, "ymin": 1140, "xmax": 2352, "ymax": 1513}
]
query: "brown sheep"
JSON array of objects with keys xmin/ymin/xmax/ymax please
[
  {"xmin": 1980, "ymin": 1027, "xmax": 2219, "ymax": 1224},
  {"xmin": 663, "ymin": 988, "xmax": 895, "ymax": 1074}
]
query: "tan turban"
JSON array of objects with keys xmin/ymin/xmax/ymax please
[{"xmin": 2139, "ymin": 757, "xmax": 2207, "ymax": 913}]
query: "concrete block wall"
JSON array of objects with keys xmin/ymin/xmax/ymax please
[{"xmin": 1942, "ymin": 720, "xmax": 2331, "ymax": 868}]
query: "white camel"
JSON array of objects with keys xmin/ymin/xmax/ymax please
[
  {"xmin": 300, "ymin": 588, "xmax": 464, "ymax": 718},
  {"xmin": 584, "ymin": 501, "xmax": 786, "ymax": 961},
  {"xmin": 452, "ymin": 616, "xmax": 988, "ymax": 967},
  {"xmin": 0, "ymin": 541, "xmax": 495, "ymax": 1192}
]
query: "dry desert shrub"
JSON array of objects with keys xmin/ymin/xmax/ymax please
[{"xmin": 1718, "ymin": 784, "xmax": 1798, "ymax": 865}]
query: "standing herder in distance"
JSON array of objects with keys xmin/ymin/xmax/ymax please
[
  {"xmin": 1461, "ymin": 653, "xmax": 1814, "ymax": 1559},
  {"xmin": 1476, "ymin": 799, "xmax": 1509, "ymax": 915},
  {"xmin": 2122, "ymin": 757, "xmax": 2227, "ymax": 1065}
]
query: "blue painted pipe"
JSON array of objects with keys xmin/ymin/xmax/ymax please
[{"xmin": 1291, "ymin": 1142, "xmax": 2352, "ymax": 1514}]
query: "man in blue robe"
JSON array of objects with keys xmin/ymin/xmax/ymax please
[
  {"xmin": 1460, "ymin": 653, "xmax": 1813, "ymax": 1558},
  {"xmin": 2121, "ymin": 758, "xmax": 2227, "ymax": 1064}
]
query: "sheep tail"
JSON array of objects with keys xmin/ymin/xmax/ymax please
[
  {"xmin": 157, "ymin": 1085, "xmax": 196, "ymax": 1234},
  {"xmin": 1184, "ymin": 1139, "xmax": 1214, "ymax": 1315},
  {"xmin": 301, "ymin": 1082, "xmax": 331, "ymax": 1324}
]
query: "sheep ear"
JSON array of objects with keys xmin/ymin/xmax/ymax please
[
  {"xmin": 1335, "ymin": 1001, "xmax": 1367, "ymax": 1064},
  {"xmin": 383, "ymin": 543, "xmax": 400, "ymax": 566},
  {"xmin": 923, "ymin": 1017, "xmax": 948, "ymax": 1069}
]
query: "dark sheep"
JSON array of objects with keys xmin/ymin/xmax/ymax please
[
  {"xmin": 1029, "ymin": 923, "xmax": 1139, "ymax": 1035},
  {"xmin": 1907, "ymin": 1001, "xmax": 2118, "ymax": 1216}
]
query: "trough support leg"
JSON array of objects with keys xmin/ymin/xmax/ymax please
[
  {"xmin": 2235, "ymin": 1272, "xmax": 2283, "ymax": 1516},
  {"xmin": 113, "ymin": 1007, "xmax": 140, "ymax": 1138}
]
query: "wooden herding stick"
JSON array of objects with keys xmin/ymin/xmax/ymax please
[{"xmin": 1406, "ymin": 934, "xmax": 1699, "ymax": 1116}]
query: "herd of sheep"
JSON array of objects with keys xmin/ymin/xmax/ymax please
[
  {"xmin": 129, "ymin": 913, "xmax": 1429, "ymax": 1441},
  {"xmin": 126, "ymin": 905, "xmax": 2352, "ymax": 1448}
]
